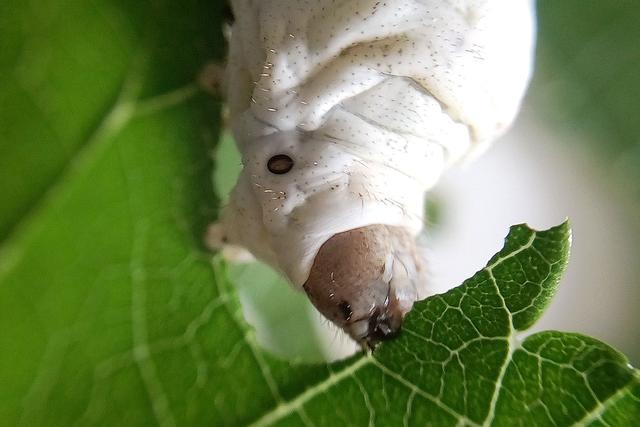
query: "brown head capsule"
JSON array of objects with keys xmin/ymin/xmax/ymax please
[{"xmin": 303, "ymin": 224, "xmax": 424, "ymax": 348}]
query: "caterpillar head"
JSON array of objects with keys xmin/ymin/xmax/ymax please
[{"xmin": 303, "ymin": 224, "xmax": 423, "ymax": 348}]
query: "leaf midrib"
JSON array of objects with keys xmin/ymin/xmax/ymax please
[
  {"xmin": 247, "ymin": 231, "xmax": 542, "ymax": 427},
  {"xmin": 0, "ymin": 66, "xmax": 201, "ymax": 281}
]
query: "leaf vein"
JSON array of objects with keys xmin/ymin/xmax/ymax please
[
  {"xmin": 481, "ymin": 231, "xmax": 538, "ymax": 426},
  {"xmin": 248, "ymin": 356, "xmax": 373, "ymax": 427},
  {"xmin": 371, "ymin": 358, "xmax": 479, "ymax": 426}
]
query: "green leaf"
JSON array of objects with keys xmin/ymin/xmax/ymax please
[
  {"xmin": 1, "ymin": 2, "xmax": 639, "ymax": 427},
  {"xmin": 533, "ymin": 2, "xmax": 640, "ymax": 196},
  {"xmin": 243, "ymin": 223, "xmax": 640, "ymax": 426},
  {"xmin": 534, "ymin": 2, "xmax": 640, "ymax": 157}
]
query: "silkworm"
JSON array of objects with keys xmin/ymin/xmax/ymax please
[{"xmin": 217, "ymin": 0, "xmax": 535, "ymax": 347}]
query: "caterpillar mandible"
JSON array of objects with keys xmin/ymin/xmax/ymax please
[{"xmin": 212, "ymin": 0, "xmax": 536, "ymax": 347}]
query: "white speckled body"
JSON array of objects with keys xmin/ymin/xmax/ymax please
[{"xmin": 221, "ymin": 0, "xmax": 535, "ymax": 288}]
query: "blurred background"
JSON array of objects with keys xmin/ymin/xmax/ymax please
[
  {"xmin": 1, "ymin": 2, "xmax": 639, "ymax": 423},
  {"xmin": 221, "ymin": 1, "xmax": 640, "ymax": 364},
  {"xmin": 430, "ymin": 1, "xmax": 640, "ymax": 363}
]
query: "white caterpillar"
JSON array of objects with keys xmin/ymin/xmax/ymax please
[{"xmin": 215, "ymin": 0, "xmax": 535, "ymax": 346}]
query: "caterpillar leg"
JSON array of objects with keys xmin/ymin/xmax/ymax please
[
  {"xmin": 198, "ymin": 62, "xmax": 226, "ymax": 98},
  {"xmin": 205, "ymin": 222, "xmax": 255, "ymax": 263}
]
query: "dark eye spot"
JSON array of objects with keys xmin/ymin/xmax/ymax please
[
  {"xmin": 339, "ymin": 301, "xmax": 353, "ymax": 321},
  {"xmin": 267, "ymin": 154, "xmax": 294, "ymax": 174}
]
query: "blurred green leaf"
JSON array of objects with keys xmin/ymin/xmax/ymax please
[
  {"xmin": 534, "ymin": 1, "xmax": 640, "ymax": 160},
  {"xmin": 0, "ymin": 0, "xmax": 224, "ymax": 239},
  {"xmin": 1, "ymin": 2, "xmax": 639, "ymax": 426}
]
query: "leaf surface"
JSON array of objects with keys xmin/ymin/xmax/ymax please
[{"xmin": 246, "ymin": 223, "xmax": 640, "ymax": 427}]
